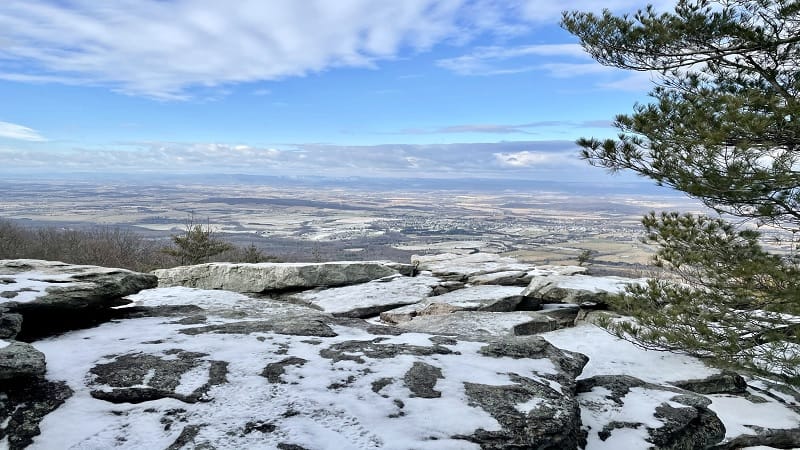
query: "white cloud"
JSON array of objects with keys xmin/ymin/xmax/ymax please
[
  {"xmin": 437, "ymin": 44, "xmax": 589, "ymax": 75},
  {"xmin": 437, "ymin": 0, "xmax": 679, "ymax": 89},
  {"xmin": 0, "ymin": 121, "xmax": 46, "ymax": 141},
  {"xmin": 398, "ymin": 120, "xmax": 612, "ymax": 135},
  {"xmin": 0, "ymin": 1, "xmax": 680, "ymax": 99},
  {"xmin": 0, "ymin": 0, "xmax": 469, "ymax": 99},
  {"xmin": 0, "ymin": 140, "xmax": 591, "ymax": 179},
  {"xmin": 494, "ymin": 150, "xmax": 575, "ymax": 167}
]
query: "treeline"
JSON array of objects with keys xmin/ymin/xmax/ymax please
[{"xmin": 0, "ymin": 219, "xmax": 276, "ymax": 273}]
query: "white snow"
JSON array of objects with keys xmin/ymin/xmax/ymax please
[
  {"xmin": 292, "ymin": 275, "xmax": 440, "ymax": 315},
  {"xmin": 541, "ymin": 323, "xmax": 718, "ymax": 383},
  {"xmin": 427, "ymin": 285, "xmax": 523, "ymax": 307},
  {"xmin": 126, "ymin": 286, "xmax": 253, "ymax": 308},
  {"xmin": 556, "ymin": 275, "xmax": 643, "ymax": 294},
  {"xmin": 580, "ymin": 386, "xmax": 682, "ymax": 450},
  {"xmin": 708, "ymin": 393, "xmax": 800, "ymax": 439},
  {"xmin": 0, "ymin": 340, "xmax": 9, "ymax": 350},
  {"xmin": 514, "ymin": 397, "xmax": 545, "ymax": 413},
  {"xmin": 0, "ymin": 271, "xmax": 78, "ymax": 303},
  {"xmin": 30, "ymin": 289, "xmax": 574, "ymax": 450}
]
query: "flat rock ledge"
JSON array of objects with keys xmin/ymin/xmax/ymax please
[
  {"xmin": 154, "ymin": 261, "xmax": 413, "ymax": 293},
  {"xmin": 0, "ymin": 259, "xmax": 158, "ymax": 340}
]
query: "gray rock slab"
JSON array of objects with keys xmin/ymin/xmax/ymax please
[
  {"xmin": 0, "ymin": 259, "xmax": 158, "ymax": 310},
  {"xmin": 289, "ymin": 274, "xmax": 441, "ymax": 318},
  {"xmin": 153, "ymin": 261, "xmax": 412, "ymax": 293},
  {"xmin": 672, "ymin": 371, "xmax": 748, "ymax": 395},
  {"xmin": 468, "ymin": 270, "xmax": 531, "ymax": 286},
  {"xmin": 380, "ymin": 285, "xmax": 524, "ymax": 325},
  {"xmin": 523, "ymin": 274, "xmax": 645, "ymax": 304},
  {"xmin": 397, "ymin": 311, "xmax": 565, "ymax": 339}
]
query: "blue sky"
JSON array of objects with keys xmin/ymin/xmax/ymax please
[{"xmin": 0, "ymin": 0, "xmax": 676, "ymax": 181}]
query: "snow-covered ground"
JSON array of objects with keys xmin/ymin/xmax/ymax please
[
  {"xmin": 542, "ymin": 324, "xmax": 800, "ymax": 449},
  {"xmin": 12, "ymin": 278, "xmax": 800, "ymax": 450},
  {"xmin": 542, "ymin": 323, "xmax": 718, "ymax": 383}
]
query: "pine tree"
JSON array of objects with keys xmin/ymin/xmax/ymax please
[
  {"xmin": 163, "ymin": 215, "xmax": 233, "ymax": 265},
  {"xmin": 562, "ymin": 0, "xmax": 800, "ymax": 384}
]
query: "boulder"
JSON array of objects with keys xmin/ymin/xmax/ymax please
[
  {"xmin": 153, "ymin": 261, "xmax": 412, "ymax": 293},
  {"xmin": 397, "ymin": 311, "xmax": 565, "ymax": 338},
  {"xmin": 577, "ymin": 375, "xmax": 725, "ymax": 449},
  {"xmin": 0, "ymin": 260, "xmax": 158, "ymax": 309},
  {"xmin": 0, "ymin": 340, "xmax": 46, "ymax": 381},
  {"xmin": 0, "ymin": 260, "xmax": 157, "ymax": 339},
  {"xmin": 0, "ymin": 310, "xmax": 23, "ymax": 339},
  {"xmin": 523, "ymin": 274, "xmax": 644, "ymax": 305},
  {"xmin": 672, "ymin": 372, "xmax": 748, "ymax": 395},
  {"xmin": 289, "ymin": 274, "xmax": 441, "ymax": 318}
]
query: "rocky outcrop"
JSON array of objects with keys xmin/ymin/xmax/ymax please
[
  {"xmin": 0, "ymin": 259, "xmax": 158, "ymax": 339},
  {"xmin": 0, "ymin": 260, "xmax": 160, "ymax": 447},
  {"xmin": 458, "ymin": 337, "xmax": 589, "ymax": 449},
  {"xmin": 1, "ymin": 255, "xmax": 795, "ymax": 449},
  {"xmin": 89, "ymin": 350, "xmax": 229, "ymax": 404},
  {"xmin": 0, "ymin": 260, "xmax": 157, "ymax": 309},
  {"xmin": 468, "ymin": 270, "xmax": 533, "ymax": 286},
  {"xmin": 577, "ymin": 375, "xmax": 726, "ymax": 449},
  {"xmin": 154, "ymin": 261, "xmax": 413, "ymax": 293}
]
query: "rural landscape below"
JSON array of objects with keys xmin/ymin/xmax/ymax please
[{"xmin": 1, "ymin": 176, "xmax": 706, "ymax": 273}]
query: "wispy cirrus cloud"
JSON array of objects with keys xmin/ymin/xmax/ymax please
[
  {"xmin": 0, "ymin": 0, "xmax": 471, "ymax": 100},
  {"xmin": 437, "ymin": 44, "xmax": 589, "ymax": 76},
  {"xmin": 0, "ymin": 121, "xmax": 46, "ymax": 141},
  {"xmin": 0, "ymin": 1, "xmax": 679, "ymax": 99},
  {"xmin": 438, "ymin": 0, "xmax": 678, "ymax": 85},
  {"xmin": 398, "ymin": 120, "xmax": 612, "ymax": 135}
]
